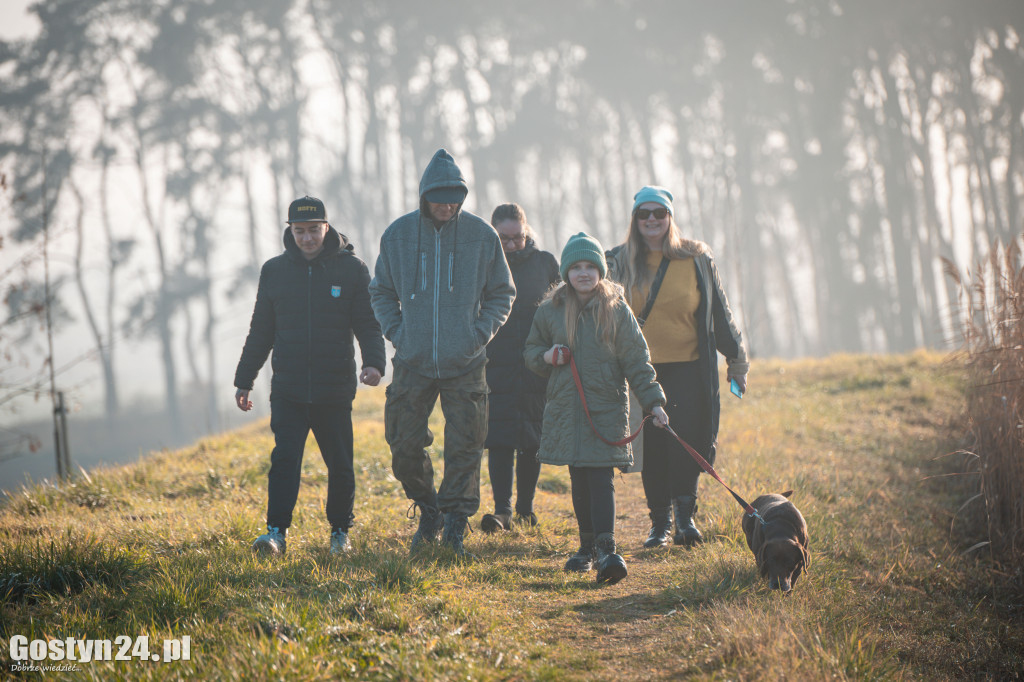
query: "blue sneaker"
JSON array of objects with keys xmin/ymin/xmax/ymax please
[
  {"xmin": 330, "ymin": 528, "xmax": 351, "ymax": 555},
  {"xmin": 252, "ymin": 525, "xmax": 286, "ymax": 556}
]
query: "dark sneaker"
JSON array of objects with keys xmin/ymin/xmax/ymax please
[
  {"xmin": 330, "ymin": 528, "xmax": 351, "ymax": 555},
  {"xmin": 252, "ymin": 526, "xmax": 286, "ymax": 556}
]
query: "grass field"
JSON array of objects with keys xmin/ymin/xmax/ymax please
[{"xmin": 1, "ymin": 351, "xmax": 1022, "ymax": 680}]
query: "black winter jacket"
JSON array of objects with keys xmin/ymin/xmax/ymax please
[
  {"xmin": 484, "ymin": 240, "xmax": 560, "ymax": 450},
  {"xmin": 234, "ymin": 227, "xmax": 386, "ymax": 404}
]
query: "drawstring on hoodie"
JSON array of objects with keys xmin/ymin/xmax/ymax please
[
  {"xmin": 411, "ymin": 224, "xmax": 422, "ymax": 300},
  {"xmin": 412, "ymin": 210, "xmax": 459, "ymax": 298},
  {"xmin": 449, "ymin": 214, "xmax": 458, "ymax": 292}
]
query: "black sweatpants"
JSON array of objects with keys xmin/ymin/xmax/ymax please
[
  {"xmin": 266, "ymin": 397, "xmax": 355, "ymax": 532},
  {"xmin": 487, "ymin": 447, "xmax": 541, "ymax": 516},
  {"xmin": 641, "ymin": 360, "xmax": 714, "ymax": 510},
  {"xmin": 568, "ymin": 466, "xmax": 616, "ymax": 538}
]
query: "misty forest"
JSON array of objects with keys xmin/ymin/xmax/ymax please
[{"xmin": 1, "ymin": 0, "xmax": 1022, "ymax": 464}]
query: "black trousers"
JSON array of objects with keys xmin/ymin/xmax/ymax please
[
  {"xmin": 641, "ymin": 360, "xmax": 714, "ymax": 510},
  {"xmin": 267, "ymin": 397, "xmax": 355, "ymax": 532},
  {"xmin": 568, "ymin": 466, "xmax": 616, "ymax": 537},
  {"xmin": 486, "ymin": 447, "xmax": 541, "ymax": 516}
]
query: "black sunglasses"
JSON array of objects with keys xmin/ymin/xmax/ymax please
[{"xmin": 635, "ymin": 207, "xmax": 669, "ymax": 220}]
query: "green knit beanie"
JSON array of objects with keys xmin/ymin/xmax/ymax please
[{"xmin": 559, "ymin": 232, "xmax": 607, "ymax": 281}]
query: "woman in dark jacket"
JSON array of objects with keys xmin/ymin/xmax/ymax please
[
  {"xmin": 608, "ymin": 185, "xmax": 749, "ymax": 548},
  {"xmin": 481, "ymin": 204, "xmax": 560, "ymax": 532}
]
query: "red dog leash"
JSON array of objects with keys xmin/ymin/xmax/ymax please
[
  {"xmin": 556, "ymin": 345, "xmax": 765, "ymax": 524},
  {"xmin": 557, "ymin": 346, "xmax": 651, "ymax": 446}
]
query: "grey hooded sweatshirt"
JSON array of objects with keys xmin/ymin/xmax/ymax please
[{"xmin": 370, "ymin": 149, "xmax": 516, "ymax": 379}]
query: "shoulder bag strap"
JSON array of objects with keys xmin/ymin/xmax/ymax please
[{"xmin": 636, "ymin": 256, "xmax": 670, "ymax": 328}]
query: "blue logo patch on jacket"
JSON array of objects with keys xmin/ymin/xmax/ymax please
[{"xmin": 331, "ymin": 285, "xmax": 341, "ymax": 298}]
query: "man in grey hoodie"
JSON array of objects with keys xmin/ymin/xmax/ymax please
[{"xmin": 370, "ymin": 149, "xmax": 516, "ymax": 556}]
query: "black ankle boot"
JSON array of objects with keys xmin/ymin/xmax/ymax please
[
  {"xmin": 409, "ymin": 498, "xmax": 444, "ymax": 551},
  {"xmin": 480, "ymin": 512, "xmax": 512, "ymax": 533},
  {"xmin": 442, "ymin": 513, "xmax": 472, "ymax": 557},
  {"xmin": 564, "ymin": 533, "xmax": 595, "ymax": 572},
  {"xmin": 595, "ymin": 533, "xmax": 627, "ymax": 584},
  {"xmin": 672, "ymin": 495, "xmax": 703, "ymax": 546},
  {"xmin": 643, "ymin": 507, "xmax": 672, "ymax": 548}
]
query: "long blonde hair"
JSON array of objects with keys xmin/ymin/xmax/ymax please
[
  {"xmin": 617, "ymin": 214, "xmax": 708, "ymax": 299},
  {"xmin": 544, "ymin": 279, "xmax": 624, "ymax": 350}
]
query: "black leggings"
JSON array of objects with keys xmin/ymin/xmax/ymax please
[
  {"xmin": 487, "ymin": 447, "xmax": 541, "ymax": 516},
  {"xmin": 568, "ymin": 466, "xmax": 616, "ymax": 537},
  {"xmin": 641, "ymin": 360, "xmax": 714, "ymax": 510}
]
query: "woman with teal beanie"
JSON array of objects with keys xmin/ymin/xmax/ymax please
[
  {"xmin": 607, "ymin": 186, "xmax": 749, "ymax": 548},
  {"xmin": 524, "ymin": 232, "xmax": 668, "ymax": 584}
]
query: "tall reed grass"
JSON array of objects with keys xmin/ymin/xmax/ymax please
[{"xmin": 943, "ymin": 234, "xmax": 1024, "ymax": 576}]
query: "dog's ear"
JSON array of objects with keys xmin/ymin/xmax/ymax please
[
  {"xmin": 780, "ymin": 490, "xmax": 794, "ymax": 498},
  {"xmin": 797, "ymin": 523, "xmax": 809, "ymax": 550},
  {"xmin": 755, "ymin": 545, "xmax": 769, "ymax": 577}
]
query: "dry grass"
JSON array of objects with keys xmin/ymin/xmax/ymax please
[
  {"xmin": 943, "ymin": 235, "xmax": 1024, "ymax": 575},
  {"xmin": 1, "ymin": 352, "xmax": 1022, "ymax": 680}
]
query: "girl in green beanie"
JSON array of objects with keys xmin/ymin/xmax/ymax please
[{"xmin": 524, "ymin": 232, "xmax": 669, "ymax": 584}]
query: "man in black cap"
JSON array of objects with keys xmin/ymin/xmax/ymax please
[
  {"xmin": 370, "ymin": 149, "xmax": 515, "ymax": 556},
  {"xmin": 234, "ymin": 195, "xmax": 386, "ymax": 556}
]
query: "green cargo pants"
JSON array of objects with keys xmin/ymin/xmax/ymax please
[{"xmin": 384, "ymin": 362, "xmax": 489, "ymax": 516}]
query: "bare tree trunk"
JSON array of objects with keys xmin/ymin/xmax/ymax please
[
  {"xmin": 69, "ymin": 176, "xmax": 118, "ymax": 419},
  {"xmin": 129, "ymin": 121, "xmax": 181, "ymax": 431}
]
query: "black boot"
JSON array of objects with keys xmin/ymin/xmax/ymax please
[
  {"xmin": 672, "ymin": 495, "xmax": 703, "ymax": 546},
  {"xmin": 595, "ymin": 533, "xmax": 627, "ymax": 584},
  {"xmin": 643, "ymin": 507, "xmax": 672, "ymax": 548},
  {"xmin": 513, "ymin": 511, "xmax": 539, "ymax": 528},
  {"xmin": 480, "ymin": 511, "xmax": 512, "ymax": 533},
  {"xmin": 442, "ymin": 513, "xmax": 473, "ymax": 557},
  {"xmin": 564, "ymin": 532, "xmax": 596, "ymax": 572},
  {"xmin": 409, "ymin": 498, "xmax": 444, "ymax": 552}
]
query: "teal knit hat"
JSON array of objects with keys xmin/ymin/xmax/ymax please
[
  {"xmin": 631, "ymin": 185, "xmax": 674, "ymax": 215},
  {"xmin": 560, "ymin": 232, "xmax": 607, "ymax": 281}
]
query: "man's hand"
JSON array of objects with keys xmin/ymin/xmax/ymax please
[
  {"xmin": 235, "ymin": 388, "xmax": 253, "ymax": 412},
  {"xmin": 360, "ymin": 367, "xmax": 382, "ymax": 386},
  {"xmin": 651, "ymin": 405, "xmax": 670, "ymax": 428}
]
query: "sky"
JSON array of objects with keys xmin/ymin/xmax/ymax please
[{"xmin": 0, "ymin": 0, "xmax": 40, "ymax": 41}]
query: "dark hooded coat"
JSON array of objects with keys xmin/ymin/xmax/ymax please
[
  {"xmin": 369, "ymin": 149, "xmax": 515, "ymax": 379},
  {"xmin": 234, "ymin": 226, "xmax": 386, "ymax": 404},
  {"xmin": 484, "ymin": 240, "xmax": 559, "ymax": 450}
]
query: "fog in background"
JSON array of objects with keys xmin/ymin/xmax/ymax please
[{"xmin": 2, "ymin": 0, "xmax": 1022, "ymax": 491}]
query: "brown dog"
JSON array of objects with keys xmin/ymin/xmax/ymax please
[{"xmin": 742, "ymin": 490, "xmax": 809, "ymax": 592}]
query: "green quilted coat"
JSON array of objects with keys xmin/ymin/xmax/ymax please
[{"xmin": 523, "ymin": 294, "xmax": 666, "ymax": 468}]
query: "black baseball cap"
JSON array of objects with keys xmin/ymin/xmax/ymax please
[{"xmin": 287, "ymin": 195, "xmax": 328, "ymax": 223}]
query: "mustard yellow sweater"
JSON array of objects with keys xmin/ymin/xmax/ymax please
[{"xmin": 629, "ymin": 252, "xmax": 700, "ymax": 363}]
